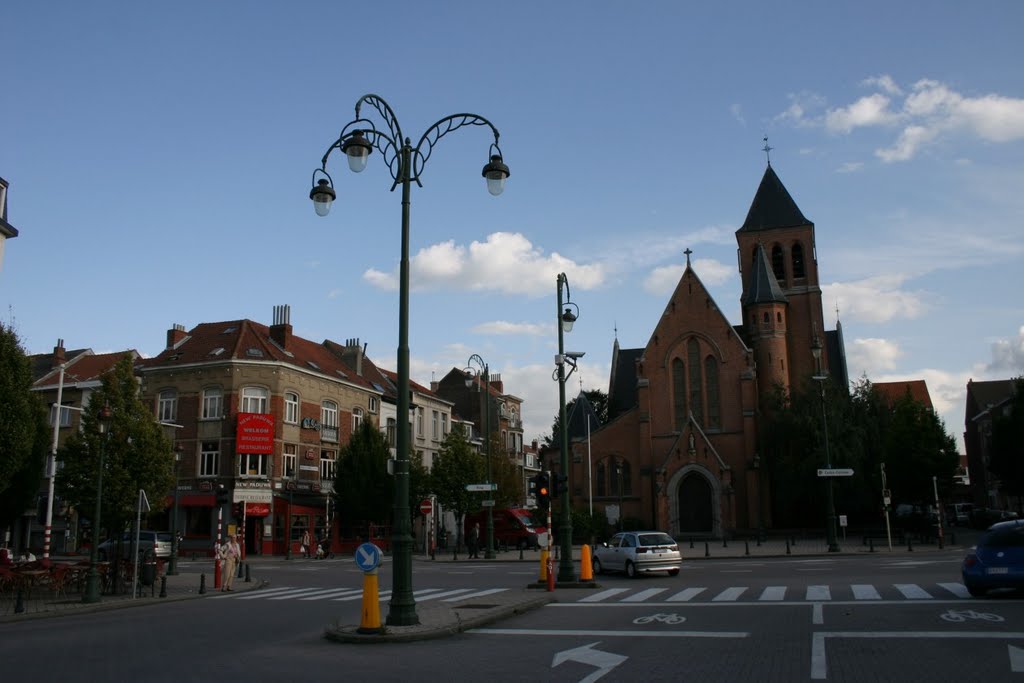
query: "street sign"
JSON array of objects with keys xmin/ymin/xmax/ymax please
[
  {"xmin": 355, "ymin": 542, "xmax": 382, "ymax": 572},
  {"xmin": 419, "ymin": 499, "xmax": 433, "ymax": 516},
  {"xmin": 481, "ymin": 500, "xmax": 495, "ymax": 507},
  {"xmin": 817, "ymin": 468, "xmax": 854, "ymax": 477},
  {"xmin": 466, "ymin": 483, "xmax": 497, "ymax": 492}
]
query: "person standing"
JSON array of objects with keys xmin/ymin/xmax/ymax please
[
  {"xmin": 468, "ymin": 522, "xmax": 481, "ymax": 559},
  {"xmin": 300, "ymin": 529, "xmax": 310, "ymax": 559},
  {"xmin": 222, "ymin": 535, "xmax": 241, "ymax": 591}
]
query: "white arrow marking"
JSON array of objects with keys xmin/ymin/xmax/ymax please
[
  {"xmin": 552, "ymin": 642, "xmax": 627, "ymax": 683},
  {"xmin": 1010, "ymin": 645, "xmax": 1024, "ymax": 673}
]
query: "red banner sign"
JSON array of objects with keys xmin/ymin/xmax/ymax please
[
  {"xmin": 237, "ymin": 413, "xmax": 275, "ymax": 454},
  {"xmin": 245, "ymin": 502, "xmax": 271, "ymax": 516}
]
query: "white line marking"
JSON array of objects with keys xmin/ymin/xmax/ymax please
[
  {"xmin": 234, "ymin": 587, "xmax": 308, "ymax": 600},
  {"xmin": 470, "ymin": 628, "xmax": 749, "ymax": 638},
  {"xmin": 444, "ymin": 588, "xmax": 510, "ymax": 602},
  {"xmin": 580, "ymin": 588, "xmax": 631, "ymax": 603},
  {"xmin": 268, "ymin": 588, "xmax": 334, "ymax": 600},
  {"xmin": 298, "ymin": 589, "xmax": 362, "ymax": 601},
  {"xmin": 417, "ymin": 588, "xmax": 475, "ymax": 602},
  {"xmin": 806, "ymin": 585, "xmax": 831, "ymax": 601},
  {"xmin": 938, "ymin": 582, "xmax": 970, "ymax": 598},
  {"xmin": 852, "ymin": 585, "xmax": 881, "ymax": 600},
  {"xmin": 622, "ymin": 588, "xmax": 669, "ymax": 602},
  {"xmin": 713, "ymin": 587, "xmax": 747, "ymax": 602},
  {"xmin": 759, "ymin": 586, "xmax": 786, "ymax": 601},
  {"xmin": 667, "ymin": 587, "xmax": 706, "ymax": 602},
  {"xmin": 812, "ymin": 603, "xmax": 823, "ymax": 624},
  {"xmin": 894, "ymin": 583, "xmax": 933, "ymax": 599}
]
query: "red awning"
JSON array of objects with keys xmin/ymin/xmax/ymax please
[{"xmin": 164, "ymin": 494, "xmax": 215, "ymax": 507}]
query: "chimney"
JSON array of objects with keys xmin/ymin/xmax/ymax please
[
  {"xmin": 166, "ymin": 324, "xmax": 187, "ymax": 350},
  {"xmin": 489, "ymin": 373, "xmax": 504, "ymax": 394},
  {"xmin": 341, "ymin": 338, "xmax": 363, "ymax": 376},
  {"xmin": 270, "ymin": 305, "xmax": 292, "ymax": 349},
  {"xmin": 430, "ymin": 381, "xmax": 439, "ymax": 392},
  {"xmin": 52, "ymin": 338, "xmax": 66, "ymax": 368}
]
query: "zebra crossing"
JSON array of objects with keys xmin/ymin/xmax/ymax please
[
  {"xmin": 575, "ymin": 582, "xmax": 972, "ymax": 603},
  {"xmin": 214, "ymin": 586, "xmax": 510, "ymax": 604}
]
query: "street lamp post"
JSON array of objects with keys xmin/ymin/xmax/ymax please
[
  {"xmin": 310, "ymin": 94, "xmax": 509, "ymax": 626},
  {"xmin": 82, "ymin": 404, "xmax": 113, "ymax": 603},
  {"xmin": 555, "ymin": 273, "xmax": 580, "ymax": 582},
  {"xmin": 168, "ymin": 443, "xmax": 183, "ymax": 575},
  {"xmin": 465, "ymin": 355, "xmax": 495, "ymax": 559},
  {"xmin": 811, "ymin": 336, "xmax": 840, "ymax": 553}
]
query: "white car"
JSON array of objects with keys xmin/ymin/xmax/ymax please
[
  {"xmin": 592, "ymin": 531, "xmax": 681, "ymax": 578},
  {"xmin": 97, "ymin": 530, "xmax": 172, "ymax": 561}
]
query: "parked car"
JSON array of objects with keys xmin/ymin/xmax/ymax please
[
  {"xmin": 463, "ymin": 508, "xmax": 548, "ymax": 550},
  {"xmin": 970, "ymin": 508, "xmax": 1019, "ymax": 530},
  {"xmin": 945, "ymin": 503, "xmax": 974, "ymax": 526},
  {"xmin": 97, "ymin": 530, "xmax": 172, "ymax": 561},
  {"xmin": 592, "ymin": 530, "xmax": 681, "ymax": 578},
  {"xmin": 962, "ymin": 519, "xmax": 1024, "ymax": 597}
]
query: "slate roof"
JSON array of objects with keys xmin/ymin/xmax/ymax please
[
  {"xmin": 607, "ymin": 344, "xmax": 644, "ymax": 421},
  {"xmin": 559, "ymin": 390, "xmax": 601, "ymax": 443},
  {"xmin": 737, "ymin": 165, "xmax": 811, "ymax": 233},
  {"xmin": 966, "ymin": 379, "xmax": 1018, "ymax": 419},
  {"xmin": 29, "ymin": 347, "xmax": 90, "ymax": 383},
  {"xmin": 873, "ymin": 380, "xmax": 934, "ymax": 411},
  {"xmin": 31, "ymin": 350, "xmax": 136, "ymax": 389},
  {"xmin": 741, "ymin": 242, "xmax": 788, "ymax": 306}
]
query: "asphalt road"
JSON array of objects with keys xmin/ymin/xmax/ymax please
[{"xmin": 4, "ymin": 550, "xmax": 1024, "ymax": 682}]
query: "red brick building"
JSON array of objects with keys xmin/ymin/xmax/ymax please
[{"xmin": 565, "ymin": 163, "xmax": 848, "ymax": 538}]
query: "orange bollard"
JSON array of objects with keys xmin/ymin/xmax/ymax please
[
  {"xmin": 358, "ymin": 569, "xmax": 382, "ymax": 634},
  {"xmin": 580, "ymin": 544, "xmax": 593, "ymax": 581},
  {"xmin": 539, "ymin": 549, "xmax": 549, "ymax": 583},
  {"xmin": 546, "ymin": 552, "xmax": 555, "ymax": 592}
]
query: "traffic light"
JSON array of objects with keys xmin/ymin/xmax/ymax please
[
  {"xmin": 233, "ymin": 503, "xmax": 244, "ymax": 519},
  {"xmin": 215, "ymin": 484, "xmax": 229, "ymax": 506},
  {"xmin": 527, "ymin": 475, "xmax": 538, "ymax": 498},
  {"xmin": 535, "ymin": 471, "xmax": 550, "ymax": 513},
  {"xmin": 553, "ymin": 473, "xmax": 568, "ymax": 498}
]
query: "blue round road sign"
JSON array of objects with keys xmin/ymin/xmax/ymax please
[{"xmin": 355, "ymin": 542, "xmax": 382, "ymax": 572}]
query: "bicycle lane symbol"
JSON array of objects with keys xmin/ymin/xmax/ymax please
[
  {"xmin": 940, "ymin": 608, "xmax": 1004, "ymax": 623},
  {"xmin": 633, "ymin": 612, "xmax": 687, "ymax": 625}
]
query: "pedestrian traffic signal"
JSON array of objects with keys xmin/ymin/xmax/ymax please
[
  {"xmin": 215, "ymin": 484, "xmax": 229, "ymax": 506},
  {"xmin": 553, "ymin": 473, "xmax": 568, "ymax": 498},
  {"xmin": 527, "ymin": 475, "xmax": 538, "ymax": 497},
  {"xmin": 535, "ymin": 471, "xmax": 550, "ymax": 512}
]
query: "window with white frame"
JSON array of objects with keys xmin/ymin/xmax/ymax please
[
  {"xmin": 320, "ymin": 449, "xmax": 336, "ymax": 480},
  {"xmin": 241, "ymin": 386, "xmax": 268, "ymax": 413},
  {"xmin": 201, "ymin": 387, "xmax": 222, "ymax": 420},
  {"xmin": 386, "ymin": 418, "xmax": 397, "ymax": 447},
  {"xmin": 352, "ymin": 407, "xmax": 364, "ymax": 432},
  {"xmin": 200, "ymin": 442, "xmax": 220, "ymax": 477},
  {"xmin": 283, "ymin": 443, "xmax": 296, "ymax": 478},
  {"xmin": 49, "ymin": 404, "xmax": 72, "ymax": 428},
  {"xmin": 416, "ymin": 407, "xmax": 424, "ymax": 437},
  {"xmin": 321, "ymin": 401, "xmax": 338, "ymax": 428},
  {"xmin": 284, "ymin": 392, "xmax": 299, "ymax": 424},
  {"xmin": 441, "ymin": 413, "xmax": 448, "ymax": 436},
  {"xmin": 432, "ymin": 410, "xmax": 439, "ymax": 439},
  {"xmin": 238, "ymin": 452, "xmax": 268, "ymax": 477},
  {"xmin": 368, "ymin": 396, "xmax": 378, "ymax": 414},
  {"xmin": 158, "ymin": 389, "xmax": 177, "ymax": 422}
]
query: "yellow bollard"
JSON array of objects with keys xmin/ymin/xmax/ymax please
[
  {"xmin": 580, "ymin": 544, "xmax": 593, "ymax": 581},
  {"xmin": 358, "ymin": 569, "xmax": 382, "ymax": 634},
  {"xmin": 539, "ymin": 549, "xmax": 549, "ymax": 583}
]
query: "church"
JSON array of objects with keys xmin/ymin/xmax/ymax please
[{"xmin": 565, "ymin": 161, "xmax": 849, "ymax": 538}]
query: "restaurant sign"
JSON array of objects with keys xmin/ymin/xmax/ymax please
[{"xmin": 237, "ymin": 413, "xmax": 274, "ymax": 454}]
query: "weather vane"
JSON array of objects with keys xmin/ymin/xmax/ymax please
[{"xmin": 762, "ymin": 136, "xmax": 773, "ymax": 166}]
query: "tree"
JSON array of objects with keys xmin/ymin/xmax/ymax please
[
  {"xmin": 56, "ymin": 355, "xmax": 173, "ymax": 543},
  {"xmin": 544, "ymin": 389, "xmax": 608, "ymax": 447},
  {"xmin": 332, "ymin": 419, "xmax": 393, "ymax": 533},
  {"xmin": 0, "ymin": 324, "xmax": 49, "ymax": 537},
  {"xmin": 430, "ymin": 426, "xmax": 485, "ymax": 548},
  {"xmin": 488, "ymin": 432, "xmax": 523, "ymax": 509},
  {"xmin": 880, "ymin": 393, "xmax": 959, "ymax": 505},
  {"xmin": 988, "ymin": 377, "xmax": 1024, "ymax": 506}
]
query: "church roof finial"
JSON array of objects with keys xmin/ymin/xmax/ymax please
[
  {"xmin": 762, "ymin": 136, "xmax": 773, "ymax": 167},
  {"xmin": 684, "ymin": 247, "xmax": 693, "ymax": 267}
]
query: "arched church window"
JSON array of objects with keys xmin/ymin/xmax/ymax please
[
  {"xmin": 792, "ymin": 243, "xmax": 806, "ymax": 278},
  {"xmin": 771, "ymin": 245, "xmax": 785, "ymax": 282},
  {"xmin": 672, "ymin": 358, "xmax": 686, "ymax": 431},
  {"xmin": 688, "ymin": 339, "xmax": 704, "ymax": 425},
  {"xmin": 705, "ymin": 356, "xmax": 721, "ymax": 429},
  {"xmin": 777, "ymin": 312, "xmax": 783, "ymax": 323},
  {"xmin": 596, "ymin": 461, "xmax": 606, "ymax": 497},
  {"xmin": 763, "ymin": 312, "xmax": 770, "ymax": 323}
]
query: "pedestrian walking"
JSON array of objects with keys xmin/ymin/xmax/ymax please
[
  {"xmin": 222, "ymin": 535, "xmax": 241, "ymax": 591},
  {"xmin": 469, "ymin": 522, "xmax": 481, "ymax": 559},
  {"xmin": 300, "ymin": 529, "xmax": 310, "ymax": 559}
]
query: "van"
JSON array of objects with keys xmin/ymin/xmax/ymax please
[
  {"xmin": 946, "ymin": 503, "xmax": 974, "ymax": 525},
  {"xmin": 97, "ymin": 530, "xmax": 173, "ymax": 560},
  {"xmin": 464, "ymin": 508, "xmax": 547, "ymax": 550}
]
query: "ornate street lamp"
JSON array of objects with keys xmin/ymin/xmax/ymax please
[
  {"xmin": 82, "ymin": 404, "xmax": 113, "ymax": 603},
  {"xmin": 310, "ymin": 94, "xmax": 508, "ymax": 626},
  {"xmin": 811, "ymin": 335, "xmax": 840, "ymax": 553},
  {"xmin": 168, "ymin": 443, "xmax": 184, "ymax": 575},
  {"xmin": 465, "ymin": 354, "xmax": 495, "ymax": 559},
  {"xmin": 554, "ymin": 273, "xmax": 582, "ymax": 582}
]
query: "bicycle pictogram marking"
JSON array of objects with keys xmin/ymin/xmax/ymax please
[
  {"xmin": 633, "ymin": 612, "xmax": 687, "ymax": 625},
  {"xmin": 940, "ymin": 609, "xmax": 1004, "ymax": 623}
]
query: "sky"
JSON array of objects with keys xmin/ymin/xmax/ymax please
[{"xmin": 2, "ymin": 2, "xmax": 1023, "ymax": 453}]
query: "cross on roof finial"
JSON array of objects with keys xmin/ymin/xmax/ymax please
[
  {"xmin": 762, "ymin": 136, "xmax": 773, "ymax": 166},
  {"xmin": 684, "ymin": 248, "xmax": 693, "ymax": 266}
]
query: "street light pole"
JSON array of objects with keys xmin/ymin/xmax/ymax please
[
  {"xmin": 83, "ymin": 404, "xmax": 112, "ymax": 604},
  {"xmin": 811, "ymin": 336, "xmax": 840, "ymax": 553},
  {"xmin": 555, "ymin": 273, "xmax": 580, "ymax": 583},
  {"xmin": 168, "ymin": 443, "xmax": 183, "ymax": 575},
  {"xmin": 311, "ymin": 94, "xmax": 509, "ymax": 626},
  {"xmin": 466, "ymin": 355, "xmax": 494, "ymax": 559},
  {"xmin": 43, "ymin": 363, "xmax": 66, "ymax": 567}
]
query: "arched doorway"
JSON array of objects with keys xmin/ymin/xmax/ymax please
[{"xmin": 678, "ymin": 473, "xmax": 713, "ymax": 534}]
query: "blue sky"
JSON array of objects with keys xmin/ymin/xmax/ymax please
[{"xmin": 3, "ymin": 2, "xmax": 1023, "ymax": 451}]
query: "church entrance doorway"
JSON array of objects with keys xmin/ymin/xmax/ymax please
[{"xmin": 678, "ymin": 473, "xmax": 713, "ymax": 533}]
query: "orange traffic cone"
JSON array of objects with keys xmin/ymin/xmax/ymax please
[{"xmin": 580, "ymin": 544, "xmax": 593, "ymax": 581}]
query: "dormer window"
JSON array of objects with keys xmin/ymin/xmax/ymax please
[{"xmin": 246, "ymin": 348, "xmax": 263, "ymax": 357}]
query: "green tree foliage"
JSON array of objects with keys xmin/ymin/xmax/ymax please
[
  {"xmin": 987, "ymin": 378, "xmax": 1024, "ymax": 502},
  {"xmin": 0, "ymin": 324, "xmax": 49, "ymax": 534},
  {"xmin": 880, "ymin": 392, "xmax": 959, "ymax": 505},
  {"xmin": 489, "ymin": 432, "xmax": 523, "ymax": 509},
  {"xmin": 430, "ymin": 426, "xmax": 485, "ymax": 547},
  {"xmin": 56, "ymin": 355, "xmax": 173, "ymax": 539},
  {"xmin": 332, "ymin": 419, "xmax": 393, "ymax": 532}
]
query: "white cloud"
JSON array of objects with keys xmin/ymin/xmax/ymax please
[
  {"xmin": 987, "ymin": 325, "xmax": 1024, "ymax": 375},
  {"xmin": 836, "ymin": 161, "xmax": 864, "ymax": 173},
  {"xmin": 862, "ymin": 74, "xmax": 903, "ymax": 96},
  {"xmin": 846, "ymin": 337, "xmax": 903, "ymax": 377},
  {"xmin": 826, "ymin": 93, "xmax": 900, "ymax": 133},
  {"xmin": 822, "ymin": 275, "xmax": 929, "ymax": 323},
  {"xmin": 730, "ymin": 103, "xmax": 745, "ymax": 126},
  {"xmin": 363, "ymin": 232, "xmax": 607, "ymax": 296},
  {"xmin": 471, "ymin": 321, "xmax": 548, "ymax": 336},
  {"xmin": 326, "ymin": 288, "xmax": 343, "ymax": 299},
  {"xmin": 642, "ymin": 258, "xmax": 733, "ymax": 296}
]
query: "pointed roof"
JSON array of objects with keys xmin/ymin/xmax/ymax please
[
  {"xmin": 741, "ymin": 242, "xmax": 788, "ymax": 306},
  {"xmin": 873, "ymin": 380, "xmax": 934, "ymax": 411},
  {"xmin": 557, "ymin": 390, "xmax": 601, "ymax": 443},
  {"xmin": 737, "ymin": 165, "xmax": 811, "ymax": 233}
]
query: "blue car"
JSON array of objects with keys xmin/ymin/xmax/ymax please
[{"xmin": 962, "ymin": 519, "xmax": 1024, "ymax": 597}]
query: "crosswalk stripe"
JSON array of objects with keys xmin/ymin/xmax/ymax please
[
  {"xmin": 581, "ymin": 588, "xmax": 631, "ymax": 603},
  {"xmin": 667, "ymin": 587, "xmax": 706, "ymax": 602},
  {"xmin": 713, "ymin": 587, "xmax": 747, "ymax": 601},
  {"xmin": 417, "ymin": 588, "xmax": 475, "ymax": 602},
  {"xmin": 938, "ymin": 582, "xmax": 970, "ymax": 598},
  {"xmin": 759, "ymin": 586, "xmax": 786, "ymax": 601},
  {"xmin": 443, "ymin": 588, "xmax": 510, "ymax": 602},
  {"xmin": 268, "ymin": 588, "xmax": 335, "ymax": 600},
  {"xmin": 806, "ymin": 585, "xmax": 831, "ymax": 601},
  {"xmin": 298, "ymin": 589, "xmax": 362, "ymax": 601},
  {"xmin": 852, "ymin": 584, "xmax": 881, "ymax": 600},
  {"xmin": 235, "ymin": 587, "xmax": 303, "ymax": 600},
  {"xmin": 622, "ymin": 588, "xmax": 669, "ymax": 602},
  {"xmin": 894, "ymin": 583, "xmax": 933, "ymax": 599}
]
